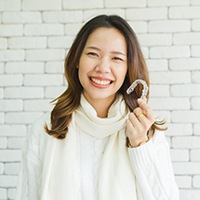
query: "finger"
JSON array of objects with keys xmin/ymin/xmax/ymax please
[
  {"xmin": 126, "ymin": 119, "xmax": 136, "ymax": 137},
  {"xmin": 133, "ymin": 107, "xmax": 143, "ymax": 116},
  {"xmin": 128, "ymin": 113, "xmax": 141, "ymax": 128},
  {"xmin": 137, "ymin": 98, "xmax": 154, "ymax": 120}
]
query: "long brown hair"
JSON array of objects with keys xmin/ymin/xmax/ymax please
[{"xmin": 45, "ymin": 15, "xmax": 165, "ymax": 139}]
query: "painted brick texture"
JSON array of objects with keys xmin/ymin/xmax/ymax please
[{"xmin": 0, "ymin": 0, "xmax": 200, "ymax": 199}]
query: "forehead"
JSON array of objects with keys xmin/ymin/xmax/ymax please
[{"xmin": 85, "ymin": 27, "xmax": 127, "ymax": 51}]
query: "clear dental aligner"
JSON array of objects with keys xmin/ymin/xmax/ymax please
[{"xmin": 126, "ymin": 79, "xmax": 148, "ymax": 99}]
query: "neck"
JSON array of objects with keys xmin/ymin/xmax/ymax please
[{"xmin": 83, "ymin": 95, "xmax": 116, "ymax": 118}]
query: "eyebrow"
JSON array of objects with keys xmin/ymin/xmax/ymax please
[{"xmin": 86, "ymin": 46, "xmax": 126, "ymax": 56}]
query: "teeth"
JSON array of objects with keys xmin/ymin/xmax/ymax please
[{"xmin": 91, "ymin": 78, "xmax": 111, "ymax": 85}]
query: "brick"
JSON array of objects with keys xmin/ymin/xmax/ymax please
[
  {"xmin": 5, "ymin": 163, "xmax": 20, "ymax": 175},
  {"xmin": 150, "ymin": 71, "xmax": 191, "ymax": 84},
  {"xmin": 0, "ymin": 88, "xmax": 3, "ymax": 99},
  {"xmin": 2, "ymin": 11, "xmax": 42, "ymax": 23},
  {"xmin": 141, "ymin": 47, "xmax": 148, "ymax": 58},
  {"xmin": 48, "ymin": 36, "xmax": 74, "ymax": 49},
  {"xmin": 172, "ymin": 111, "xmax": 200, "ymax": 123},
  {"xmin": 126, "ymin": 8, "xmax": 167, "ymax": 20},
  {"xmin": 45, "ymin": 62, "xmax": 64, "ymax": 73},
  {"xmin": 149, "ymin": 97, "xmax": 190, "ymax": 110},
  {"xmin": 8, "ymin": 188, "xmax": 16, "ymax": 200},
  {"xmin": 4, "ymin": 87, "xmax": 44, "ymax": 99},
  {"xmin": 150, "ymin": 85, "xmax": 170, "ymax": 97},
  {"xmin": 193, "ymin": 19, "xmax": 200, "ymax": 31},
  {"xmin": 83, "ymin": 9, "xmax": 125, "ymax": 22},
  {"xmin": 192, "ymin": 46, "xmax": 200, "ymax": 57},
  {"xmin": 0, "ymin": 188, "xmax": 7, "ymax": 199},
  {"xmin": 166, "ymin": 123, "xmax": 193, "ymax": 136},
  {"xmin": 0, "ymin": 0, "xmax": 20, "ymax": 11},
  {"xmin": 0, "ymin": 100, "xmax": 23, "ymax": 111},
  {"xmin": 146, "ymin": 59, "xmax": 168, "ymax": 71},
  {"xmin": 8, "ymin": 37, "xmax": 46, "ymax": 49},
  {"xmin": 129, "ymin": 21, "xmax": 147, "ymax": 33},
  {"xmin": 63, "ymin": 0, "xmax": 103, "ymax": 9},
  {"xmin": 149, "ymin": 20, "xmax": 190, "ymax": 33},
  {"xmin": 0, "ymin": 175, "xmax": 18, "ymax": 187},
  {"xmin": 0, "ymin": 50, "xmax": 25, "ymax": 61},
  {"xmin": 154, "ymin": 111, "xmax": 171, "ymax": 124},
  {"xmin": 105, "ymin": 0, "xmax": 145, "ymax": 8},
  {"xmin": 0, "ymin": 125, "xmax": 26, "ymax": 137},
  {"xmin": 26, "ymin": 49, "xmax": 65, "ymax": 61},
  {"xmin": 8, "ymin": 137, "xmax": 25, "ymax": 149},
  {"xmin": 174, "ymin": 33, "xmax": 200, "ymax": 45},
  {"xmin": 43, "ymin": 11, "xmax": 82, "ymax": 23},
  {"xmin": 0, "ymin": 38, "xmax": 7, "ymax": 49},
  {"xmin": 172, "ymin": 136, "xmax": 200, "ymax": 148},
  {"xmin": 0, "ymin": 113, "xmax": 4, "ymax": 124},
  {"xmin": 191, "ymin": 0, "xmax": 200, "ymax": 4},
  {"xmin": 5, "ymin": 62, "xmax": 44, "ymax": 74},
  {"xmin": 170, "ymin": 58, "xmax": 200, "ymax": 70},
  {"xmin": 171, "ymin": 84, "xmax": 200, "ymax": 97},
  {"xmin": 191, "ymin": 150, "xmax": 200, "ymax": 161},
  {"xmin": 0, "ymin": 75, "xmax": 23, "ymax": 86},
  {"xmin": 193, "ymin": 175, "xmax": 200, "ymax": 187},
  {"xmin": 170, "ymin": 149, "xmax": 189, "ymax": 161},
  {"xmin": 24, "ymin": 24, "xmax": 64, "ymax": 36},
  {"xmin": 0, "ymin": 137, "xmax": 7, "ymax": 149},
  {"xmin": 175, "ymin": 176, "xmax": 192, "ymax": 188},
  {"xmin": 65, "ymin": 23, "xmax": 83, "ymax": 35},
  {"xmin": 0, "ymin": 25, "xmax": 23, "ymax": 36},
  {"xmin": 0, "ymin": 163, "xmax": 3, "ymax": 174},
  {"xmin": 0, "ymin": 150, "xmax": 21, "ymax": 162},
  {"xmin": 22, "ymin": 0, "xmax": 61, "ymax": 10},
  {"xmin": 150, "ymin": 46, "xmax": 190, "ymax": 58},
  {"xmin": 138, "ymin": 34, "xmax": 172, "ymax": 46},
  {"xmin": 0, "ymin": 63, "xmax": 4, "ymax": 74},
  {"xmin": 24, "ymin": 74, "xmax": 63, "ymax": 86},
  {"xmin": 148, "ymin": 0, "xmax": 189, "ymax": 6},
  {"xmin": 45, "ymin": 86, "xmax": 66, "ymax": 98},
  {"xmin": 191, "ymin": 97, "xmax": 200, "ymax": 109},
  {"xmin": 24, "ymin": 99, "xmax": 53, "ymax": 111},
  {"xmin": 169, "ymin": 6, "xmax": 200, "ymax": 19},
  {"xmin": 180, "ymin": 189, "xmax": 200, "ymax": 200},
  {"xmin": 194, "ymin": 124, "xmax": 200, "ymax": 135},
  {"xmin": 173, "ymin": 162, "xmax": 200, "ymax": 174},
  {"xmin": 6, "ymin": 112, "xmax": 43, "ymax": 124}
]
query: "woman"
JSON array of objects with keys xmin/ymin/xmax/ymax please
[{"xmin": 15, "ymin": 15, "xmax": 179, "ymax": 200}]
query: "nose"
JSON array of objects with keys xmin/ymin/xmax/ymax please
[{"xmin": 95, "ymin": 58, "xmax": 111, "ymax": 73}]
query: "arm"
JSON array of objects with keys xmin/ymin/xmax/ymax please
[
  {"xmin": 128, "ymin": 131, "xmax": 179, "ymax": 200},
  {"xmin": 126, "ymin": 98, "xmax": 179, "ymax": 199}
]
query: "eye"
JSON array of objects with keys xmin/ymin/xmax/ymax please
[
  {"xmin": 87, "ymin": 52, "xmax": 99, "ymax": 57},
  {"xmin": 112, "ymin": 57, "xmax": 124, "ymax": 61}
]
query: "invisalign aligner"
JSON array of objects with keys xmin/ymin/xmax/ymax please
[{"xmin": 126, "ymin": 79, "xmax": 148, "ymax": 98}]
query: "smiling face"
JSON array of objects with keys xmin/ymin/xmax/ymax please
[{"xmin": 78, "ymin": 27, "xmax": 128, "ymax": 109}]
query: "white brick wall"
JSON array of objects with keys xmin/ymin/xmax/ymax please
[{"xmin": 0, "ymin": 0, "xmax": 200, "ymax": 199}]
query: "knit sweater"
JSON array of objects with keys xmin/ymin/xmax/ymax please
[{"xmin": 15, "ymin": 95, "xmax": 179, "ymax": 200}]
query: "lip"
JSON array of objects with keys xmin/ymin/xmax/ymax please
[{"xmin": 89, "ymin": 76, "xmax": 114, "ymax": 88}]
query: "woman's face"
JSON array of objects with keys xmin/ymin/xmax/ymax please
[{"xmin": 78, "ymin": 27, "xmax": 128, "ymax": 106}]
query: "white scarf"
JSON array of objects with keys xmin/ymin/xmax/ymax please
[{"xmin": 40, "ymin": 94, "xmax": 137, "ymax": 200}]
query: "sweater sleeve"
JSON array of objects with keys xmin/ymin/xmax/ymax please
[
  {"xmin": 15, "ymin": 119, "xmax": 43, "ymax": 200},
  {"xmin": 128, "ymin": 131, "xmax": 179, "ymax": 200}
]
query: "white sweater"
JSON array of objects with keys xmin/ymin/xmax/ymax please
[{"xmin": 15, "ymin": 96, "xmax": 179, "ymax": 200}]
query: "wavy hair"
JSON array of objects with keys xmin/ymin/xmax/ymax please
[{"xmin": 45, "ymin": 15, "xmax": 165, "ymax": 139}]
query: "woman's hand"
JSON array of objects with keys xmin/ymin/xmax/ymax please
[{"xmin": 126, "ymin": 98, "xmax": 155, "ymax": 148}]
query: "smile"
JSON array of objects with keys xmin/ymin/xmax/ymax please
[{"xmin": 90, "ymin": 77, "xmax": 113, "ymax": 86}]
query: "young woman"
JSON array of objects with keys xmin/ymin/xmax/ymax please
[{"xmin": 15, "ymin": 15, "xmax": 179, "ymax": 200}]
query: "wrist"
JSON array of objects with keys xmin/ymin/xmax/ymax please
[{"xmin": 126, "ymin": 137, "xmax": 149, "ymax": 148}]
